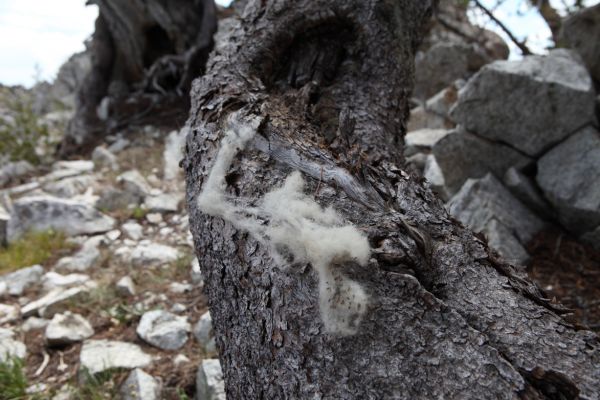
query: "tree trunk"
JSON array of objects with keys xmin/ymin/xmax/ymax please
[
  {"xmin": 59, "ymin": 0, "xmax": 217, "ymax": 156},
  {"xmin": 184, "ymin": 1, "xmax": 600, "ymax": 398}
]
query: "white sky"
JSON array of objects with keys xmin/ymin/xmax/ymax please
[{"xmin": 0, "ymin": 0, "xmax": 593, "ymax": 88}]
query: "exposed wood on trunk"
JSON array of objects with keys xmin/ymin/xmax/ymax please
[{"xmin": 184, "ymin": 0, "xmax": 600, "ymax": 398}]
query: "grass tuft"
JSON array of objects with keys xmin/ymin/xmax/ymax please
[
  {"xmin": 0, "ymin": 230, "xmax": 76, "ymax": 274},
  {"xmin": 0, "ymin": 356, "xmax": 27, "ymax": 400},
  {"xmin": 73, "ymin": 368, "xmax": 126, "ymax": 400}
]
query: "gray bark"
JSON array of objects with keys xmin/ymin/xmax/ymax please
[
  {"xmin": 60, "ymin": 0, "xmax": 217, "ymax": 156},
  {"xmin": 184, "ymin": 0, "xmax": 600, "ymax": 398}
]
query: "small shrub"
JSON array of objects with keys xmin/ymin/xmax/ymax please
[
  {"xmin": 0, "ymin": 93, "xmax": 49, "ymax": 165},
  {"xmin": 0, "ymin": 356, "xmax": 28, "ymax": 400},
  {"xmin": 0, "ymin": 230, "xmax": 76, "ymax": 274}
]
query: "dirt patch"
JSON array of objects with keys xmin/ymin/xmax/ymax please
[{"xmin": 527, "ymin": 229, "xmax": 600, "ymax": 332}]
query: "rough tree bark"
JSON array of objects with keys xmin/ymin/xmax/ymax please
[
  {"xmin": 184, "ymin": 0, "xmax": 600, "ymax": 398},
  {"xmin": 59, "ymin": 0, "xmax": 217, "ymax": 156}
]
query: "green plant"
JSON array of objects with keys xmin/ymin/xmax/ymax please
[
  {"xmin": 130, "ymin": 206, "xmax": 147, "ymax": 220},
  {"xmin": 176, "ymin": 387, "xmax": 191, "ymax": 400},
  {"xmin": 73, "ymin": 368, "xmax": 125, "ymax": 400},
  {"xmin": 0, "ymin": 356, "xmax": 28, "ymax": 400},
  {"xmin": 0, "ymin": 93, "xmax": 49, "ymax": 165},
  {"xmin": 0, "ymin": 230, "xmax": 76, "ymax": 274}
]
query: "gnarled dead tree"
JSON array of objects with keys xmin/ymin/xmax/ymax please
[
  {"xmin": 60, "ymin": 0, "xmax": 217, "ymax": 156},
  {"xmin": 184, "ymin": 0, "xmax": 600, "ymax": 398}
]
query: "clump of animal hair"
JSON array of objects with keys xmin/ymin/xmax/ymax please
[{"xmin": 197, "ymin": 111, "xmax": 371, "ymax": 335}]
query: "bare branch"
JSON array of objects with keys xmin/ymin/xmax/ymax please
[{"xmin": 473, "ymin": 0, "xmax": 534, "ymax": 55}]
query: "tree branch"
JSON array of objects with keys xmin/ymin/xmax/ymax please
[{"xmin": 474, "ymin": 0, "xmax": 533, "ymax": 55}]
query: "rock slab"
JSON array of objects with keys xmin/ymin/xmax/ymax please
[
  {"xmin": 450, "ymin": 49, "xmax": 595, "ymax": 156},
  {"xmin": 80, "ymin": 340, "xmax": 153, "ymax": 375},
  {"xmin": 136, "ymin": 310, "xmax": 190, "ymax": 350},
  {"xmin": 536, "ymin": 126, "xmax": 600, "ymax": 235},
  {"xmin": 8, "ymin": 195, "xmax": 115, "ymax": 240}
]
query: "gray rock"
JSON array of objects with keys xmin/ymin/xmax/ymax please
[
  {"xmin": 45, "ymin": 312, "xmax": 94, "ymax": 345},
  {"xmin": 405, "ymin": 153, "xmax": 428, "ymax": 173},
  {"xmin": 8, "ymin": 195, "xmax": 115, "ymax": 240},
  {"xmin": 484, "ymin": 219, "xmax": 530, "ymax": 265},
  {"xmin": 0, "ymin": 303, "xmax": 19, "ymax": 324},
  {"xmin": 196, "ymin": 359, "xmax": 226, "ymax": 400},
  {"xmin": 116, "ymin": 276, "xmax": 136, "ymax": 297},
  {"xmin": 50, "ymin": 385, "xmax": 77, "ymax": 400},
  {"xmin": 55, "ymin": 236, "xmax": 102, "ymax": 272},
  {"xmin": 423, "ymin": 154, "xmax": 451, "ymax": 201},
  {"xmin": 122, "ymin": 221, "xmax": 144, "ymax": 240},
  {"xmin": 432, "ymin": 129, "xmax": 532, "ymax": 195},
  {"xmin": 120, "ymin": 369, "xmax": 161, "ymax": 400},
  {"xmin": 404, "ymin": 129, "xmax": 450, "ymax": 157},
  {"xmin": 0, "ymin": 327, "xmax": 15, "ymax": 339},
  {"xmin": 0, "ymin": 161, "xmax": 34, "ymax": 187},
  {"xmin": 34, "ymin": 50, "xmax": 90, "ymax": 112},
  {"xmin": 413, "ymin": 42, "xmax": 476, "ymax": 100},
  {"xmin": 92, "ymin": 146, "xmax": 119, "ymax": 171},
  {"xmin": 447, "ymin": 173, "xmax": 545, "ymax": 252},
  {"xmin": 22, "ymin": 317, "xmax": 50, "ymax": 332},
  {"xmin": 503, "ymin": 167, "xmax": 553, "ymax": 219},
  {"xmin": 144, "ymin": 193, "xmax": 182, "ymax": 213},
  {"xmin": 146, "ymin": 213, "xmax": 163, "ymax": 224},
  {"xmin": 21, "ymin": 285, "xmax": 93, "ymax": 318},
  {"xmin": 79, "ymin": 340, "xmax": 153, "ymax": 375},
  {"xmin": 561, "ymin": 4, "xmax": 600, "ymax": 82},
  {"xmin": 118, "ymin": 170, "xmax": 152, "ymax": 200},
  {"xmin": 131, "ymin": 242, "xmax": 180, "ymax": 267},
  {"xmin": 425, "ymin": 83, "xmax": 461, "ymax": 117},
  {"xmin": 43, "ymin": 175, "xmax": 95, "ymax": 198},
  {"xmin": 407, "ymin": 105, "xmax": 448, "ymax": 132},
  {"xmin": 96, "ymin": 188, "xmax": 141, "ymax": 211},
  {"xmin": 0, "ymin": 281, "xmax": 7, "ymax": 297},
  {"xmin": 536, "ymin": 126, "xmax": 600, "ymax": 235},
  {"xmin": 193, "ymin": 311, "xmax": 216, "ymax": 353},
  {"xmin": 53, "ymin": 161, "xmax": 95, "ymax": 174},
  {"xmin": 450, "ymin": 49, "xmax": 596, "ymax": 156},
  {"xmin": 42, "ymin": 272, "xmax": 91, "ymax": 291},
  {"xmin": 107, "ymin": 137, "xmax": 130, "ymax": 154},
  {"xmin": 168, "ymin": 282, "xmax": 193, "ymax": 294},
  {"xmin": 136, "ymin": 310, "xmax": 190, "ymax": 351},
  {"xmin": 0, "ymin": 264, "xmax": 44, "ymax": 296},
  {"xmin": 105, "ymin": 229, "xmax": 121, "ymax": 241},
  {"xmin": 0, "ymin": 336, "xmax": 26, "ymax": 363}
]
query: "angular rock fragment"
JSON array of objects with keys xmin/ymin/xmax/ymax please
[
  {"xmin": 120, "ymin": 369, "xmax": 161, "ymax": 400},
  {"xmin": 537, "ymin": 126, "xmax": 600, "ymax": 235},
  {"xmin": 451, "ymin": 49, "xmax": 595, "ymax": 156},
  {"xmin": 136, "ymin": 310, "xmax": 190, "ymax": 350},
  {"xmin": 196, "ymin": 359, "xmax": 226, "ymax": 400},
  {"xmin": 45, "ymin": 312, "xmax": 94, "ymax": 346},
  {"xmin": 432, "ymin": 129, "xmax": 531, "ymax": 195}
]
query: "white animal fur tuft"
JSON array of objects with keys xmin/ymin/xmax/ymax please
[{"xmin": 198, "ymin": 112, "xmax": 371, "ymax": 335}]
